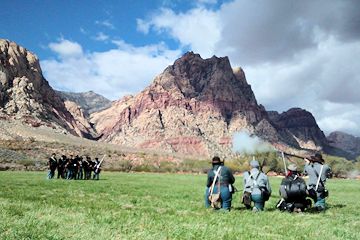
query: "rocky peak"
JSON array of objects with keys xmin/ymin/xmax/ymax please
[
  {"xmin": 327, "ymin": 131, "xmax": 360, "ymax": 157},
  {"xmin": 0, "ymin": 39, "xmax": 95, "ymax": 138},
  {"xmin": 268, "ymin": 108, "xmax": 328, "ymax": 150},
  {"xmin": 91, "ymin": 52, "xmax": 280, "ymax": 157},
  {"xmin": 269, "ymin": 108, "xmax": 319, "ymax": 128},
  {"xmin": 154, "ymin": 52, "xmax": 257, "ymax": 105}
]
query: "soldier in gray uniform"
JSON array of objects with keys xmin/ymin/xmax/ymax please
[
  {"xmin": 242, "ymin": 160, "xmax": 271, "ymax": 212},
  {"xmin": 303, "ymin": 153, "xmax": 332, "ymax": 211}
]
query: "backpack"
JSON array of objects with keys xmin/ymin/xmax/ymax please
[
  {"xmin": 282, "ymin": 176, "xmax": 307, "ymax": 201},
  {"xmin": 244, "ymin": 171, "xmax": 271, "ymax": 202},
  {"xmin": 208, "ymin": 167, "xmax": 222, "ymax": 209}
]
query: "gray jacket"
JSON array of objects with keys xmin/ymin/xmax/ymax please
[
  {"xmin": 243, "ymin": 168, "xmax": 271, "ymax": 195},
  {"xmin": 303, "ymin": 162, "xmax": 332, "ymax": 189}
]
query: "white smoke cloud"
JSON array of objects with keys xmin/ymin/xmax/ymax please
[
  {"xmin": 347, "ymin": 170, "xmax": 360, "ymax": 179},
  {"xmin": 232, "ymin": 131, "xmax": 273, "ymax": 154}
]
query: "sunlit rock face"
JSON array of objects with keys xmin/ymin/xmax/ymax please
[{"xmin": 0, "ymin": 39, "xmax": 95, "ymax": 138}]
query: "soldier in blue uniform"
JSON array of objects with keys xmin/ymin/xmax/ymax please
[
  {"xmin": 47, "ymin": 153, "xmax": 57, "ymax": 179},
  {"xmin": 205, "ymin": 156, "xmax": 235, "ymax": 211}
]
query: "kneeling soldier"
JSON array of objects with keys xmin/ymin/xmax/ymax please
[
  {"xmin": 205, "ymin": 156, "xmax": 235, "ymax": 211},
  {"xmin": 277, "ymin": 164, "xmax": 311, "ymax": 212},
  {"xmin": 304, "ymin": 153, "xmax": 332, "ymax": 212},
  {"xmin": 242, "ymin": 160, "xmax": 271, "ymax": 212}
]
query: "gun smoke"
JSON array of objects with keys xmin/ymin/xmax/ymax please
[{"xmin": 232, "ymin": 131, "xmax": 273, "ymax": 154}]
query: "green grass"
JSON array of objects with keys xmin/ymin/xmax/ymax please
[{"xmin": 0, "ymin": 172, "xmax": 359, "ymax": 240}]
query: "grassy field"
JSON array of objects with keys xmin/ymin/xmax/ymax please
[{"xmin": 0, "ymin": 172, "xmax": 359, "ymax": 240}]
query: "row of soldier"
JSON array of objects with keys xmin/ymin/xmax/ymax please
[
  {"xmin": 47, "ymin": 153, "xmax": 102, "ymax": 180},
  {"xmin": 205, "ymin": 153, "xmax": 332, "ymax": 212}
]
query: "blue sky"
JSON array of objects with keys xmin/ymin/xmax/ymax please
[
  {"xmin": 0, "ymin": 0, "xmax": 225, "ymax": 59},
  {"xmin": 1, "ymin": 0, "xmax": 360, "ymax": 136}
]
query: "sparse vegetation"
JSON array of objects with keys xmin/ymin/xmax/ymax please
[{"xmin": 0, "ymin": 140, "xmax": 359, "ymax": 177}]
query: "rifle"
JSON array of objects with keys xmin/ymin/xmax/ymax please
[
  {"xmin": 281, "ymin": 152, "xmax": 287, "ymax": 175},
  {"xmin": 282, "ymin": 152, "xmax": 311, "ymax": 161}
]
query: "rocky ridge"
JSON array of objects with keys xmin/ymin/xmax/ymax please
[{"xmin": 327, "ymin": 131, "xmax": 360, "ymax": 158}]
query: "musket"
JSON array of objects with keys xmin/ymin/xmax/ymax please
[
  {"xmin": 282, "ymin": 152, "xmax": 311, "ymax": 160},
  {"xmin": 281, "ymin": 151, "xmax": 288, "ymax": 175}
]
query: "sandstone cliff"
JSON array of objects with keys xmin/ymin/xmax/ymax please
[{"xmin": 0, "ymin": 39, "xmax": 94, "ymax": 138}]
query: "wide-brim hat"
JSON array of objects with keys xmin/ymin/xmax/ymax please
[
  {"xmin": 211, "ymin": 156, "xmax": 222, "ymax": 164},
  {"xmin": 287, "ymin": 164, "xmax": 297, "ymax": 171},
  {"xmin": 311, "ymin": 153, "xmax": 324, "ymax": 162}
]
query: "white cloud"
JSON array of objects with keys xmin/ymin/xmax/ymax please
[
  {"xmin": 93, "ymin": 32, "xmax": 110, "ymax": 41},
  {"xmin": 48, "ymin": 39, "xmax": 83, "ymax": 58},
  {"xmin": 95, "ymin": 20, "xmax": 115, "ymax": 30},
  {"xmin": 42, "ymin": 39, "xmax": 181, "ymax": 100},
  {"xmin": 195, "ymin": 0, "xmax": 218, "ymax": 7},
  {"xmin": 138, "ymin": 7, "xmax": 221, "ymax": 58}
]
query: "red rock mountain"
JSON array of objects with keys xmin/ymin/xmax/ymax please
[
  {"xmin": 0, "ymin": 39, "xmax": 332, "ymax": 158},
  {"xmin": 91, "ymin": 52, "xmax": 328, "ymax": 157},
  {"xmin": 0, "ymin": 39, "xmax": 95, "ymax": 137}
]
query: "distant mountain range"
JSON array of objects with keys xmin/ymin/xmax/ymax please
[
  {"xmin": 56, "ymin": 90, "xmax": 111, "ymax": 116},
  {"xmin": 0, "ymin": 39, "xmax": 358, "ymax": 159},
  {"xmin": 327, "ymin": 131, "xmax": 360, "ymax": 159}
]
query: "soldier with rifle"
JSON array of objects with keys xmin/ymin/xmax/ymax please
[
  {"xmin": 93, "ymin": 156, "xmax": 105, "ymax": 180},
  {"xmin": 47, "ymin": 153, "xmax": 57, "ymax": 179},
  {"xmin": 83, "ymin": 156, "xmax": 91, "ymax": 180},
  {"xmin": 77, "ymin": 156, "xmax": 84, "ymax": 180},
  {"xmin": 242, "ymin": 159, "xmax": 271, "ymax": 212},
  {"xmin": 277, "ymin": 164, "xmax": 311, "ymax": 212},
  {"xmin": 303, "ymin": 153, "xmax": 332, "ymax": 211},
  {"xmin": 66, "ymin": 154, "xmax": 75, "ymax": 179},
  {"xmin": 57, "ymin": 155, "xmax": 66, "ymax": 179}
]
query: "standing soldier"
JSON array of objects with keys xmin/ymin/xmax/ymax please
[
  {"xmin": 88, "ymin": 157, "xmax": 95, "ymax": 180},
  {"xmin": 304, "ymin": 153, "xmax": 332, "ymax": 212},
  {"xmin": 47, "ymin": 153, "xmax": 57, "ymax": 179},
  {"xmin": 57, "ymin": 155, "xmax": 65, "ymax": 179},
  {"xmin": 277, "ymin": 164, "xmax": 311, "ymax": 212},
  {"xmin": 205, "ymin": 156, "xmax": 235, "ymax": 211},
  {"xmin": 83, "ymin": 156, "xmax": 90, "ymax": 180},
  {"xmin": 77, "ymin": 156, "xmax": 84, "ymax": 180},
  {"xmin": 93, "ymin": 157, "xmax": 102, "ymax": 180},
  {"xmin": 62, "ymin": 155, "xmax": 69, "ymax": 179},
  {"xmin": 242, "ymin": 160, "xmax": 271, "ymax": 212},
  {"xmin": 66, "ymin": 154, "xmax": 74, "ymax": 179},
  {"xmin": 73, "ymin": 155, "xmax": 80, "ymax": 180}
]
